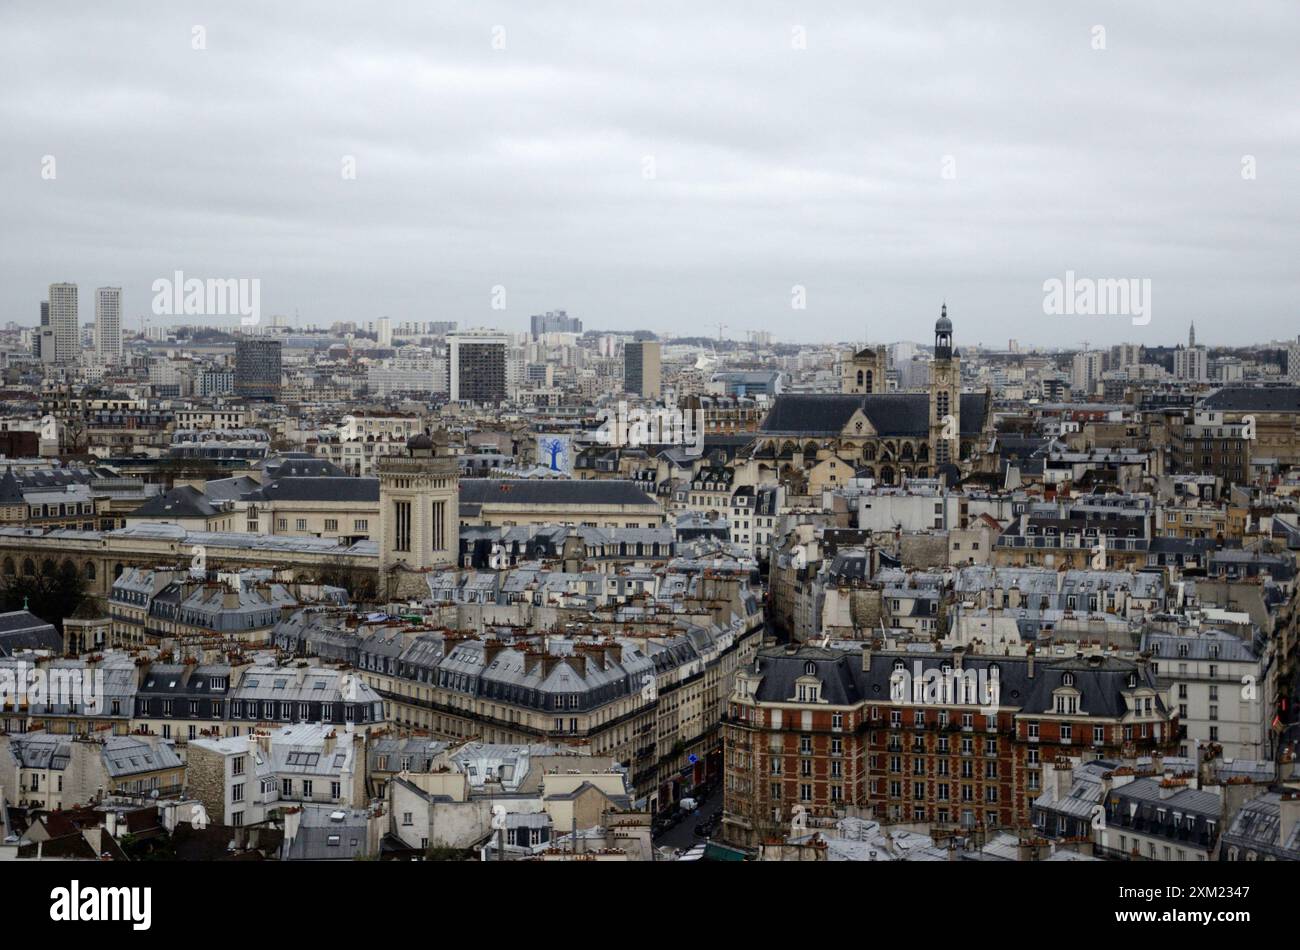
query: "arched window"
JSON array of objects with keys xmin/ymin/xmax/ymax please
[{"xmin": 856, "ymin": 370, "xmax": 864, "ymax": 386}]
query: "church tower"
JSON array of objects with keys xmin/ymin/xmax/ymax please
[
  {"xmin": 378, "ymin": 430, "xmax": 459, "ymax": 595},
  {"xmin": 928, "ymin": 303, "xmax": 961, "ymax": 467},
  {"xmin": 842, "ymin": 344, "xmax": 888, "ymax": 394}
]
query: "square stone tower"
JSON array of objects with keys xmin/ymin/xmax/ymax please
[{"xmin": 378, "ymin": 430, "xmax": 459, "ymax": 596}]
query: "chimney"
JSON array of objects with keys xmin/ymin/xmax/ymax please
[
  {"xmin": 541, "ymin": 654, "xmax": 564, "ymax": 679},
  {"xmin": 1027, "ymin": 648, "xmax": 1035, "ymax": 679},
  {"xmin": 861, "ymin": 642, "xmax": 872, "ymax": 672}
]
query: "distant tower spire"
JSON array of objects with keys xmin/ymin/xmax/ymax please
[{"xmin": 1189, "ymin": 322, "xmax": 1196, "ymax": 347}]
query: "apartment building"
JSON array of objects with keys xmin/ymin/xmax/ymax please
[
  {"xmin": 722, "ymin": 643, "xmax": 1177, "ymax": 848},
  {"xmin": 187, "ymin": 723, "xmax": 367, "ymax": 827}
]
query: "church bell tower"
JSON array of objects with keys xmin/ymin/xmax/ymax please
[{"xmin": 928, "ymin": 303, "xmax": 961, "ymax": 466}]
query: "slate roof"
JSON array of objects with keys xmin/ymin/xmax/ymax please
[
  {"xmin": 759, "ymin": 393, "xmax": 988, "ymax": 437},
  {"xmin": 282, "ymin": 806, "xmax": 373, "ymax": 860},
  {"xmin": 0, "ymin": 469, "xmax": 24, "ymax": 506},
  {"xmin": 252, "ymin": 477, "xmax": 380, "ymax": 503},
  {"xmin": 460, "ymin": 479, "xmax": 659, "ymax": 507},
  {"xmin": 261, "ymin": 456, "xmax": 348, "ymax": 478},
  {"xmin": 1201, "ymin": 387, "xmax": 1300, "ymax": 413},
  {"xmin": 746, "ymin": 645, "xmax": 1166, "ymax": 719},
  {"xmin": 0, "ymin": 610, "xmax": 61, "ymax": 656},
  {"xmin": 131, "ymin": 485, "xmax": 222, "ymax": 519},
  {"xmin": 100, "ymin": 736, "xmax": 183, "ymax": 778},
  {"xmin": 1220, "ymin": 792, "xmax": 1300, "ymax": 859}
]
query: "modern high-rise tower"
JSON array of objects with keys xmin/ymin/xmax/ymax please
[
  {"xmin": 95, "ymin": 286, "xmax": 122, "ymax": 361},
  {"xmin": 624, "ymin": 340, "xmax": 662, "ymax": 398},
  {"xmin": 48, "ymin": 282, "xmax": 79, "ymax": 364},
  {"xmin": 234, "ymin": 336, "xmax": 283, "ymax": 399},
  {"xmin": 447, "ymin": 330, "xmax": 508, "ymax": 404}
]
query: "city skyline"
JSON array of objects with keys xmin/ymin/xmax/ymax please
[
  {"xmin": 3, "ymin": 2, "xmax": 1297, "ymax": 346},
  {"xmin": 12, "ymin": 284, "xmax": 1298, "ymax": 353}
]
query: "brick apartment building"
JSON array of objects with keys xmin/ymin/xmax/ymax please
[{"xmin": 721, "ymin": 643, "xmax": 1177, "ymax": 848}]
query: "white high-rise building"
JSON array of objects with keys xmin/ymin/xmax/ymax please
[
  {"xmin": 377, "ymin": 316, "xmax": 393, "ymax": 347},
  {"xmin": 1286, "ymin": 336, "xmax": 1300, "ymax": 383},
  {"xmin": 48, "ymin": 282, "xmax": 79, "ymax": 364},
  {"xmin": 1070, "ymin": 350, "xmax": 1103, "ymax": 395},
  {"xmin": 95, "ymin": 286, "xmax": 122, "ymax": 362}
]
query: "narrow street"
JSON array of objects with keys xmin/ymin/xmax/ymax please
[{"xmin": 652, "ymin": 784, "xmax": 724, "ymax": 852}]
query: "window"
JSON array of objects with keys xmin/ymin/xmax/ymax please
[
  {"xmin": 232, "ymin": 783, "xmax": 244, "ymax": 803},
  {"xmin": 324, "ymin": 519, "xmax": 338, "ymax": 532},
  {"xmin": 394, "ymin": 501, "xmax": 411, "ymax": 552}
]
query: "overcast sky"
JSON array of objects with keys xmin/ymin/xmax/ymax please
[{"xmin": 2, "ymin": 1, "xmax": 1297, "ymax": 347}]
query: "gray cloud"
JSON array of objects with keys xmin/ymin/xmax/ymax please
[{"xmin": 2, "ymin": 0, "xmax": 1297, "ymax": 346}]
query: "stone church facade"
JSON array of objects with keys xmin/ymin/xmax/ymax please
[{"xmin": 754, "ymin": 305, "xmax": 991, "ymax": 485}]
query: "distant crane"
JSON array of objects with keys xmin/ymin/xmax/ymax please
[{"xmin": 713, "ymin": 322, "xmax": 728, "ymax": 342}]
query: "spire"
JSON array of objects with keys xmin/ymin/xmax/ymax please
[{"xmin": 1189, "ymin": 322, "xmax": 1196, "ymax": 348}]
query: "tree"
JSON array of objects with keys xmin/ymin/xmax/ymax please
[
  {"xmin": 0, "ymin": 559, "xmax": 88, "ymax": 633},
  {"xmin": 315, "ymin": 554, "xmax": 378, "ymax": 604}
]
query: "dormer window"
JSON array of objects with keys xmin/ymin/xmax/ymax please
[{"xmin": 1062, "ymin": 672, "xmax": 1075, "ymax": 687}]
